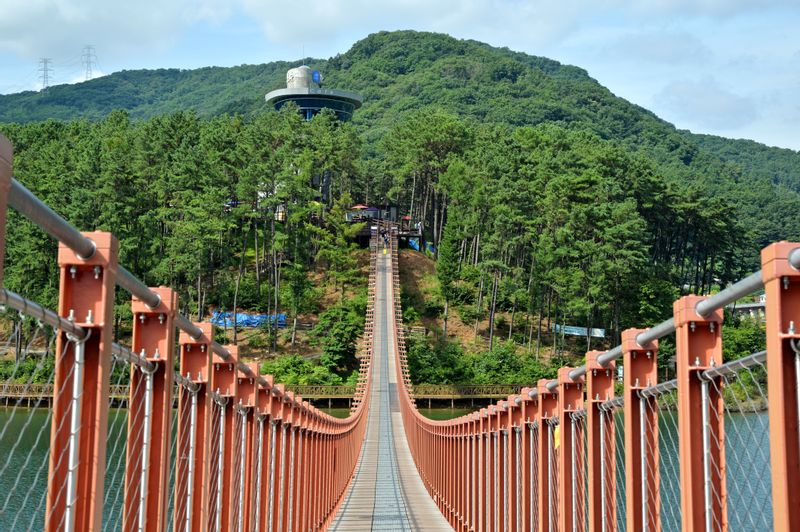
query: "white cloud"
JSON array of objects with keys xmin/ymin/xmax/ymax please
[{"xmin": 0, "ymin": 0, "xmax": 225, "ymax": 59}]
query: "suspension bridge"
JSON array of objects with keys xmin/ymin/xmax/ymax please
[{"xmin": 0, "ymin": 132, "xmax": 798, "ymax": 531}]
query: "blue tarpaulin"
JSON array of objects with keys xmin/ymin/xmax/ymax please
[
  {"xmin": 211, "ymin": 311, "xmax": 287, "ymax": 328},
  {"xmin": 408, "ymin": 237, "xmax": 420, "ymax": 251},
  {"xmin": 425, "ymin": 242, "xmax": 436, "ymax": 254}
]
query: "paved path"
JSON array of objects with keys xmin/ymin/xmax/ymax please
[{"xmin": 330, "ymin": 254, "xmax": 452, "ymax": 531}]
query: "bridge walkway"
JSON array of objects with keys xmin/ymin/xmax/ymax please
[{"xmin": 330, "ymin": 252, "xmax": 452, "ymax": 531}]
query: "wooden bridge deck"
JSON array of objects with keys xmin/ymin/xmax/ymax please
[{"xmin": 331, "ymin": 253, "xmax": 452, "ymax": 531}]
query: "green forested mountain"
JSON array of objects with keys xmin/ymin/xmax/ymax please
[
  {"xmin": 2, "ymin": 31, "xmax": 798, "ymax": 252},
  {"xmin": 0, "ymin": 30, "xmax": 788, "ymax": 382}
]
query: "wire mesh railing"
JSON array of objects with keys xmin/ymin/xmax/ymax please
[
  {"xmin": 4, "ymin": 132, "xmax": 800, "ymax": 531},
  {"xmin": 571, "ymin": 409, "xmax": 588, "ymax": 532},
  {"xmin": 0, "ymin": 137, "xmax": 376, "ymax": 532},
  {"xmin": 640, "ymin": 381, "xmax": 681, "ymax": 532},
  {"xmin": 0, "ymin": 319, "xmax": 59, "ymax": 531},
  {"xmin": 703, "ymin": 350, "xmax": 773, "ymax": 531}
]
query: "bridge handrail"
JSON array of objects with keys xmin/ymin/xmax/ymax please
[
  {"xmin": 0, "ymin": 137, "xmax": 378, "ymax": 532},
  {"xmin": 386, "ymin": 219, "xmax": 800, "ymax": 531},
  {"xmin": 563, "ymin": 271, "xmax": 790, "ymax": 389},
  {"xmin": 7, "ymin": 176, "xmax": 370, "ymax": 426}
]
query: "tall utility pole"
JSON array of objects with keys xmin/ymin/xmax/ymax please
[
  {"xmin": 81, "ymin": 45, "xmax": 96, "ymax": 81},
  {"xmin": 38, "ymin": 58, "xmax": 52, "ymax": 91}
]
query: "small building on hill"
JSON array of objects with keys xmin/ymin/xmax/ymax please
[{"xmin": 265, "ymin": 66, "xmax": 362, "ymax": 121}]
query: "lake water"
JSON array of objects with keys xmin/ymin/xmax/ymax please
[{"xmin": 0, "ymin": 406, "xmax": 772, "ymax": 530}]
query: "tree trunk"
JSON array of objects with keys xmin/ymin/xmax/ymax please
[
  {"xmin": 545, "ymin": 288, "xmax": 552, "ymax": 333},
  {"xmin": 196, "ymin": 271, "xmax": 202, "ymax": 321},
  {"xmin": 474, "ymin": 272, "xmax": 485, "ymax": 339},
  {"xmin": 488, "ymin": 273, "xmax": 499, "ymax": 351},
  {"xmin": 254, "ymin": 218, "xmax": 261, "ymax": 297},
  {"xmin": 232, "ymin": 224, "xmax": 249, "ymax": 345},
  {"xmin": 509, "ymin": 297, "xmax": 516, "ymax": 342},
  {"xmin": 412, "ymin": 172, "xmax": 417, "ymax": 222},
  {"xmin": 432, "ymin": 188, "xmax": 439, "ymax": 255},
  {"xmin": 536, "ymin": 289, "xmax": 544, "ymax": 359},
  {"xmin": 443, "ymin": 298, "xmax": 449, "ymax": 340}
]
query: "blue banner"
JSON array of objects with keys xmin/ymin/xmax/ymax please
[
  {"xmin": 211, "ymin": 311, "xmax": 287, "ymax": 328},
  {"xmin": 553, "ymin": 323, "xmax": 605, "ymax": 338}
]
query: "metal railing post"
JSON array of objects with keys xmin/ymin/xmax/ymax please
[
  {"xmin": 674, "ymin": 295, "xmax": 727, "ymax": 531},
  {"xmin": 233, "ymin": 362, "xmax": 258, "ymax": 532},
  {"xmin": 208, "ymin": 344, "xmax": 239, "ymax": 532},
  {"xmin": 295, "ymin": 403, "xmax": 309, "ymax": 532},
  {"xmin": 284, "ymin": 393, "xmax": 299, "ymax": 532},
  {"xmin": 123, "ymin": 287, "xmax": 177, "ymax": 532},
  {"xmin": 585, "ymin": 350, "xmax": 616, "ymax": 532},
  {"xmin": 175, "ymin": 322, "xmax": 212, "ymax": 532},
  {"xmin": 517, "ymin": 388, "xmax": 535, "ymax": 532},
  {"xmin": 46, "ymin": 232, "xmax": 118, "ymax": 532},
  {"xmin": 277, "ymin": 391, "xmax": 294, "ymax": 532},
  {"xmin": 507, "ymin": 395, "xmax": 523, "ymax": 532},
  {"xmin": 536, "ymin": 379, "xmax": 557, "ymax": 532},
  {"xmin": 252, "ymin": 374, "xmax": 274, "ymax": 532},
  {"xmin": 762, "ymin": 242, "xmax": 800, "ymax": 531},
  {"xmin": 557, "ymin": 367, "xmax": 585, "ymax": 532},
  {"xmin": 0, "ymin": 135, "xmax": 11, "ymax": 285},
  {"xmin": 268, "ymin": 384, "xmax": 286, "ymax": 532},
  {"xmin": 621, "ymin": 328, "xmax": 660, "ymax": 532}
]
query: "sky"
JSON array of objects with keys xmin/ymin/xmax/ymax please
[{"xmin": 0, "ymin": 0, "xmax": 798, "ymax": 150}]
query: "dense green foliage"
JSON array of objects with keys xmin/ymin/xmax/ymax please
[
  {"xmin": 406, "ymin": 336, "xmax": 556, "ymax": 385},
  {"xmin": 1, "ymin": 30, "xmax": 790, "ymax": 385}
]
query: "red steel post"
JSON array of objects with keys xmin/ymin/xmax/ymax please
[
  {"xmin": 280, "ymin": 391, "xmax": 297, "ymax": 532},
  {"xmin": 518, "ymin": 388, "xmax": 535, "ymax": 532},
  {"xmin": 46, "ymin": 232, "xmax": 119, "ymax": 532},
  {"xmin": 123, "ymin": 287, "xmax": 178, "ymax": 532},
  {"xmin": 557, "ymin": 367, "xmax": 585, "ymax": 532},
  {"xmin": 622, "ymin": 328, "xmax": 660, "ymax": 532},
  {"xmin": 208, "ymin": 344, "xmax": 239, "ymax": 532},
  {"xmin": 674, "ymin": 295, "xmax": 727, "ymax": 531},
  {"xmin": 174, "ymin": 322, "xmax": 213, "ymax": 532},
  {"xmin": 0, "ymin": 134, "xmax": 10, "ymax": 284},
  {"xmin": 252, "ymin": 374, "xmax": 274, "ymax": 532},
  {"xmin": 269, "ymin": 384, "xmax": 286, "ymax": 532},
  {"xmin": 507, "ymin": 395, "xmax": 523, "ymax": 532},
  {"xmin": 536, "ymin": 378, "xmax": 558, "ymax": 532},
  {"xmin": 762, "ymin": 242, "xmax": 800, "ymax": 531},
  {"xmin": 233, "ymin": 362, "xmax": 258, "ymax": 531},
  {"xmin": 586, "ymin": 350, "xmax": 616, "ymax": 532},
  {"xmin": 296, "ymin": 401, "xmax": 311, "ymax": 532}
]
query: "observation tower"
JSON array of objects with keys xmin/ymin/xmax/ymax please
[{"xmin": 265, "ymin": 65, "xmax": 362, "ymax": 121}]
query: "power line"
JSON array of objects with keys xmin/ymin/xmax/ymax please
[
  {"xmin": 81, "ymin": 45, "xmax": 96, "ymax": 81},
  {"xmin": 38, "ymin": 58, "xmax": 52, "ymax": 91}
]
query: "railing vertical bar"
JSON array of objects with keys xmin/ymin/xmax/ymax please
[
  {"xmin": 252, "ymin": 416, "xmax": 264, "ymax": 531},
  {"xmin": 515, "ymin": 428, "xmax": 522, "ymax": 532},
  {"xmin": 137, "ymin": 368, "xmax": 154, "ymax": 532},
  {"xmin": 600, "ymin": 408, "xmax": 607, "ymax": 532},
  {"xmin": 701, "ymin": 380, "xmax": 712, "ymax": 532},
  {"xmin": 640, "ymin": 395, "xmax": 647, "ymax": 532},
  {"xmin": 185, "ymin": 390, "xmax": 197, "ymax": 532},
  {"xmin": 571, "ymin": 415, "xmax": 577, "ymax": 532},
  {"xmin": 267, "ymin": 420, "xmax": 277, "ymax": 531},
  {"xmin": 63, "ymin": 335, "xmax": 85, "ymax": 532}
]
